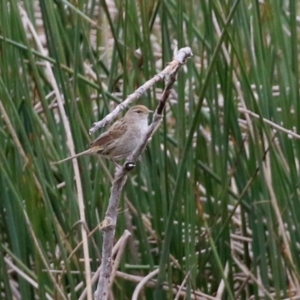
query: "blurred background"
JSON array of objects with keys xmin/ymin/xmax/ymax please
[{"xmin": 1, "ymin": 0, "xmax": 300, "ymax": 299}]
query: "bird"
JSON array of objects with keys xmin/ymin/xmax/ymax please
[{"xmin": 53, "ymin": 105, "xmax": 153, "ymax": 164}]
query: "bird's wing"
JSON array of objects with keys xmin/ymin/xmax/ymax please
[{"xmin": 89, "ymin": 120, "xmax": 126, "ymax": 154}]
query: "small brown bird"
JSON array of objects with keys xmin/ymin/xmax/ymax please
[{"xmin": 54, "ymin": 105, "xmax": 153, "ymax": 164}]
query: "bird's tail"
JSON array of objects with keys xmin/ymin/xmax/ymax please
[{"xmin": 52, "ymin": 149, "xmax": 92, "ymax": 165}]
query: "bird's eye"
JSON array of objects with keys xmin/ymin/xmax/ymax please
[{"xmin": 136, "ymin": 110, "xmax": 142, "ymax": 113}]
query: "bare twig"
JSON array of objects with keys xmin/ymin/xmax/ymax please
[
  {"xmin": 78, "ymin": 230, "xmax": 131, "ymax": 300},
  {"xmin": 238, "ymin": 108, "xmax": 300, "ymax": 139},
  {"xmin": 4, "ymin": 257, "xmax": 53, "ymax": 300},
  {"xmin": 174, "ymin": 271, "xmax": 191, "ymax": 300},
  {"xmin": 109, "ymin": 230, "xmax": 131, "ymax": 288},
  {"xmin": 131, "ymin": 268, "xmax": 160, "ymax": 300},
  {"xmin": 94, "ymin": 47, "xmax": 193, "ymax": 300},
  {"xmin": 89, "ymin": 47, "xmax": 193, "ymax": 134},
  {"xmin": 115, "ymin": 271, "xmax": 218, "ymax": 300},
  {"xmin": 232, "ymin": 254, "xmax": 274, "ymax": 299}
]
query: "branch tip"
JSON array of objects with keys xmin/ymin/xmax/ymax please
[{"xmin": 175, "ymin": 47, "xmax": 193, "ymax": 64}]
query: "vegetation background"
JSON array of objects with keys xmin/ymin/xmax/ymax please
[{"xmin": 1, "ymin": 0, "xmax": 300, "ymax": 299}]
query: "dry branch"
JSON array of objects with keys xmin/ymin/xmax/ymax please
[
  {"xmin": 89, "ymin": 47, "xmax": 193, "ymax": 134},
  {"xmin": 93, "ymin": 47, "xmax": 193, "ymax": 300}
]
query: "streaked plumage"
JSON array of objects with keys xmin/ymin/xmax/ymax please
[{"xmin": 54, "ymin": 105, "xmax": 152, "ymax": 164}]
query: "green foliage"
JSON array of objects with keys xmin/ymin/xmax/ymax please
[{"xmin": 1, "ymin": 0, "xmax": 300, "ymax": 299}]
